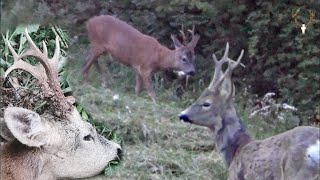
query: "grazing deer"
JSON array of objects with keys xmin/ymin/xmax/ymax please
[
  {"xmin": 179, "ymin": 43, "xmax": 320, "ymax": 180},
  {"xmin": 0, "ymin": 30, "xmax": 122, "ymax": 180},
  {"xmin": 82, "ymin": 15, "xmax": 200, "ymax": 101}
]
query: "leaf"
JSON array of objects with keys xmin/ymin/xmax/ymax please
[
  {"xmin": 14, "ymin": 24, "xmax": 40, "ymax": 35},
  {"xmin": 81, "ymin": 110, "xmax": 89, "ymax": 120}
]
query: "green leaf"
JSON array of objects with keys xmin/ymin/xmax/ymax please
[
  {"xmin": 14, "ymin": 24, "xmax": 40, "ymax": 35},
  {"xmin": 81, "ymin": 111, "xmax": 89, "ymax": 120}
]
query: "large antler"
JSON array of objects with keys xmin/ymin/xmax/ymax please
[
  {"xmin": 208, "ymin": 43, "xmax": 244, "ymax": 92},
  {"xmin": 5, "ymin": 29, "xmax": 74, "ymax": 116},
  {"xmin": 179, "ymin": 24, "xmax": 200, "ymax": 49}
]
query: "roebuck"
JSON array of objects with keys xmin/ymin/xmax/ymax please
[
  {"xmin": 179, "ymin": 43, "xmax": 320, "ymax": 180},
  {"xmin": 82, "ymin": 15, "xmax": 200, "ymax": 101},
  {"xmin": 0, "ymin": 30, "xmax": 122, "ymax": 180}
]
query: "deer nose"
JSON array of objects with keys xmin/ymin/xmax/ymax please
[
  {"xmin": 114, "ymin": 148, "xmax": 123, "ymax": 161},
  {"xmin": 187, "ymin": 71, "xmax": 195, "ymax": 76},
  {"xmin": 179, "ymin": 114, "xmax": 192, "ymax": 123}
]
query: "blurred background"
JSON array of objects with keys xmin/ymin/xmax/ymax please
[{"xmin": 1, "ymin": 0, "xmax": 319, "ymax": 179}]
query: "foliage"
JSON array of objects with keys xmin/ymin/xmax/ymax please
[{"xmin": 245, "ymin": 1, "xmax": 320, "ymax": 123}]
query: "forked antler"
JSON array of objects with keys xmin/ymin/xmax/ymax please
[
  {"xmin": 208, "ymin": 42, "xmax": 244, "ymax": 91},
  {"xmin": 179, "ymin": 24, "xmax": 200, "ymax": 49},
  {"xmin": 306, "ymin": 9, "xmax": 316, "ymax": 28},
  {"xmin": 5, "ymin": 29, "xmax": 74, "ymax": 116}
]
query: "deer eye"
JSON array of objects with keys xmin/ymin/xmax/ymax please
[
  {"xmin": 182, "ymin": 57, "xmax": 187, "ymax": 62},
  {"xmin": 83, "ymin": 134, "xmax": 94, "ymax": 141},
  {"xmin": 202, "ymin": 102, "xmax": 211, "ymax": 107}
]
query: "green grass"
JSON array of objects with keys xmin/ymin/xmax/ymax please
[{"xmin": 66, "ymin": 44, "xmax": 302, "ymax": 180}]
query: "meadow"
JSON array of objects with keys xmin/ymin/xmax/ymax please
[{"xmin": 66, "ymin": 43, "xmax": 301, "ymax": 179}]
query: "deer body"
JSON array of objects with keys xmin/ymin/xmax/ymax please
[
  {"xmin": 179, "ymin": 43, "xmax": 320, "ymax": 180},
  {"xmin": 82, "ymin": 15, "xmax": 199, "ymax": 101},
  {"xmin": 228, "ymin": 126, "xmax": 319, "ymax": 180},
  {"xmin": 1, "ymin": 30, "xmax": 122, "ymax": 179}
]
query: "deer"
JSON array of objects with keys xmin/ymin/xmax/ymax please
[
  {"xmin": 82, "ymin": 15, "xmax": 200, "ymax": 102},
  {"xmin": 179, "ymin": 43, "xmax": 320, "ymax": 180},
  {"xmin": 0, "ymin": 29, "xmax": 122, "ymax": 180}
]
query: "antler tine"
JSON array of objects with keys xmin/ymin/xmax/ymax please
[
  {"xmin": 179, "ymin": 24, "xmax": 188, "ymax": 45},
  {"xmin": 43, "ymin": 41, "xmax": 48, "ymax": 57},
  {"xmin": 187, "ymin": 24, "xmax": 195, "ymax": 38},
  {"xmin": 6, "ymin": 38, "xmax": 19, "ymax": 61},
  {"xmin": 226, "ymin": 49, "xmax": 244, "ymax": 74},
  {"xmin": 51, "ymin": 36, "xmax": 60, "ymax": 68},
  {"xmin": 208, "ymin": 43, "xmax": 230, "ymax": 90},
  {"xmin": 187, "ymin": 24, "xmax": 200, "ymax": 49}
]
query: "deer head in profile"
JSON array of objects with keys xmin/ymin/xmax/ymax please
[{"xmin": 1, "ymin": 29, "xmax": 122, "ymax": 180}]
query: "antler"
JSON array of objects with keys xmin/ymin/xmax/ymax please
[
  {"xmin": 5, "ymin": 29, "xmax": 74, "ymax": 116},
  {"xmin": 291, "ymin": 8, "xmax": 302, "ymax": 28},
  {"xmin": 306, "ymin": 9, "xmax": 316, "ymax": 27},
  {"xmin": 208, "ymin": 43, "xmax": 230, "ymax": 90},
  {"xmin": 179, "ymin": 24, "xmax": 200, "ymax": 49},
  {"xmin": 179, "ymin": 24, "xmax": 188, "ymax": 45},
  {"xmin": 208, "ymin": 43, "xmax": 244, "ymax": 92}
]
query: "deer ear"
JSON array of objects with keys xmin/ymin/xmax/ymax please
[
  {"xmin": 171, "ymin": 35, "xmax": 183, "ymax": 49},
  {"xmin": 0, "ymin": 117, "xmax": 15, "ymax": 142},
  {"xmin": 4, "ymin": 107, "xmax": 51, "ymax": 147}
]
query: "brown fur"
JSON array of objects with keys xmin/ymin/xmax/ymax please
[
  {"xmin": 1, "ymin": 141, "xmax": 45, "ymax": 180},
  {"xmin": 82, "ymin": 15, "xmax": 199, "ymax": 101}
]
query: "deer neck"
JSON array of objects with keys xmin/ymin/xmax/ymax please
[
  {"xmin": 1, "ymin": 140, "xmax": 48, "ymax": 179},
  {"xmin": 157, "ymin": 47, "xmax": 177, "ymax": 70},
  {"xmin": 213, "ymin": 107, "xmax": 252, "ymax": 167}
]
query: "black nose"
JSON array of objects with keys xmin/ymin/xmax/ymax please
[
  {"xmin": 187, "ymin": 71, "xmax": 195, "ymax": 76},
  {"xmin": 115, "ymin": 148, "xmax": 123, "ymax": 161},
  {"xmin": 179, "ymin": 114, "xmax": 192, "ymax": 123}
]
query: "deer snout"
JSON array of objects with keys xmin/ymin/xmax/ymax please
[
  {"xmin": 179, "ymin": 114, "xmax": 192, "ymax": 123},
  {"xmin": 116, "ymin": 148, "xmax": 123, "ymax": 161},
  {"xmin": 187, "ymin": 71, "xmax": 195, "ymax": 76}
]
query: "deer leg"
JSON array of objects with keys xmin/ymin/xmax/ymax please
[
  {"xmin": 135, "ymin": 73, "xmax": 143, "ymax": 94},
  {"xmin": 141, "ymin": 70, "xmax": 156, "ymax": 102},
  {"xmin": 93, "ymin": 60, "xmax": 108, "ymax": 84},
  {"xmin": 82, "ymin": 47, "xmax": 103, "ymax": 81}
]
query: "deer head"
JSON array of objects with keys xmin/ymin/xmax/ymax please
[
  {"xmin": 179, "ymin": 43, "xmax": 244, "ymax": 133},
  {"xmin": 1, "ymin": 29, "xmax": 122, "ymax": 179},
  {"xmin": 170, "ymin": 25, "xmax": 200, "ymax": 76}
]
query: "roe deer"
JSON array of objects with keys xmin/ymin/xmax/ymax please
[
  {"xmin": 0, "ymin": 30, "xmax": 122, "ymax": 180},
  {"xmin": 179, "ymin": 43, "xmax": 320, "ymax": 180},
  {"xmin": 82, "ymin": 15, "xmax": 200, "ymax": 101}
]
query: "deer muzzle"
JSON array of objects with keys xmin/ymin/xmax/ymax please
[
  {"xmin": 187, "ymin": 71, "xmax": 195, "ymax": 76},
  {"xmin": 179, "ymin": 114, "xmax": 192, "ymax": 123}
]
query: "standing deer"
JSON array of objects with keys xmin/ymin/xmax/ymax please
[
  {"xmin": 82, "ymin": 15, "xmax": 200, "ymax": 101},
  {"xmin": 0, "ymin": 30, "xmax": 122, "ymax": 180},
  {"xmin": 179, "ymin": 43, "xmax": 320, "ymax": 180}
]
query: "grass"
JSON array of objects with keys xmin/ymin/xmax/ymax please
[{"xmin": 66, "ymin": 43, "xmax": 307, "ymax": 180}]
